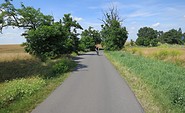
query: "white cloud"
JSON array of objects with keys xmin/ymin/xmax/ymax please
[
  {"xmin": 74, "ymin": 17, "xmax": 83, "ymax": 22},
  {"xmin": 152, "ymin": 22, "xmax": 160, "ymax": 27}
]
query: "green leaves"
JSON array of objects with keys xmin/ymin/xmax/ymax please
[
  {"xmin": 80, "ymin": 27, "xmax": 101, "ymax": 51},
  {"xmin": 0, "ymin": 77, "xmax": 46, "ymax": 108},
  {"xmin": 52, "ymin": 58, "xmax": 76, "ymax": 75},
  {"xmin": 24, "ymin": 13, "xmax": 83, "ymax": 61},
  {"xmin": 136, "ymin": 27, "xmax": 184, "ymax": 46},
  {"xmin": 0, "ymin": 1, "xmax": 53, "ymax": 31},
  {"xmin": 160, "ymin": 29, "xmax": 184, "ymax": 45},
  {"xmin": 24, "ymin": 24, "xmax": 67, "ymax": 61},
  {"xmin": 136, "ymin": 27, "xmax": 158, "ymax": 47},
  {"xmin": 101, "ymin": 7, "xmax": 128, "ymax": 50}
]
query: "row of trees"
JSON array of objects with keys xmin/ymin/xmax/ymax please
[
  {"xmin": 136, "ymin": 27, "xmax": 185, "ymax": 46},
  {"xmin": 0, "ymin": 1, "xmax": 129, "ymax": 61},
  {"xmin": 0, "ymin": 1, "xmax": 83, "ymax": 61},
  {"xmin": 1, "ymin": 0, "xmax": 185, "ymax": 61}
]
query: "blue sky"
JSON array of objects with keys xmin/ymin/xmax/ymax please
[{"xmin": 0, "ymin": 0, "xmax": 185, "ymax": 44}]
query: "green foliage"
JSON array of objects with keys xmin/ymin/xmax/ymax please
[
  {"xmin": 130, "ymin": 39, "xmax": 135, "ymax": 46},
  {"xmin": 150, "ymin": 39, "xmax": 158, "ymax": 47},
  {"xmin": 17, "ymin": 4, "xmax": 53, "ymax": 30},
  {"xmin": 23, "ymin": 13, "xmax": 83, "ymax": 61},
  {"xmin": 0, "ymin": 1, "xmax": 53, "ymax": 31},
  {"xmin": 106, "ymin": 51, "xmax": 185, "ymax": 112},
  {"xmin": 80, "ymin": 35, "xmax": 95, "ymax": 51},
  {"xmin": 0, "ymin": 1, "xmax": 83, "ymax": 60},
  {"xmin": 52, "ymin": 58, "xmax": 76, "ymax": 75},
  {"xmin": 0, "ymin": 77, "xmax": 46, "ymax": 108},
  {"xmin": 0, "ymin": 56, "xmax": 76, "ymax": 111},
  {"xmin": 182, "ymin": 33, "xmax": 185, "ymax": 43},
  {"xmin": 101, "ymin": 7, "xmax": 128, "ymax": 50},
  {"xmin": 63, "ymin": 14, "xmax": 83, "ymax": 54},
  {"xmin": 79, "ymin": 27, "xmax": 101, "ymax": 51},
  {"xmin": 136, "ymin": 27, "xmax": 158, "ymax": 46},
  {"xmin": 160, "ymin": 28, "xmax": 183, "ymax": 45},
  {"xmin": 24, "ymin": 24, "xmax": 67, "ymax": 61}
]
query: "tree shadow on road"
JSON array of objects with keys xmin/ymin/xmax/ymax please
[{"xmin": 73, "ymin": 63, "xmax": 88, "ymax": 71}]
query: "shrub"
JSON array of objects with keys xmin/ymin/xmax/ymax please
[{"xmin": 52, "ymin": 58, "xmax": 76, "ymax": 75}]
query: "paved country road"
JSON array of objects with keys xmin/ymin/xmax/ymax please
[{"xmin": 31, "ymin": 51, "xmax": 145, "ymax": 113}]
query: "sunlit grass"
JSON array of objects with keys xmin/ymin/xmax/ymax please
[
  {"xmin": 0, "ymin": 44, "xmax": 76, "ymax": 112},
  {"xmin": 124, "ymin": 45, "xmax": 185, "ymax": 67},
  {"xmin": 105, "ymin": 51, "xmax": 185, "ymax": 113}
]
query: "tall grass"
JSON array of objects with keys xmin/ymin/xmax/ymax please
[
  {"xmin": 124, "ymin": 46, "xmax": 185, "ymax": 67},
  {"xmin": 152, "ymin": 49, "xmax": 182, "ymax": 60},
  {"xmin": 106, "ymin": 51, "xmax": 185, "ymax": 113}
]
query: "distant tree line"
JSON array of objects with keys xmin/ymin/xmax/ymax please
[{"xmin": 136, "ymin": 27, "xmax": 185, "ymax": 47}]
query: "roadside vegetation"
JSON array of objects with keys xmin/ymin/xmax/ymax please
[
  {"xmin": 105, "ymin": 51, "xmax": 185, "ymax": 113},
  {"xmin": 124, "ymin": 44, "xmax": 185, "ymax": 67},
  {"xmin": 0, "ymin": 45, "xmax": 76, "ymax": 113},
  {"xmin": 1, "ymin": 0, "xmax": 185, "ymax": 113}
]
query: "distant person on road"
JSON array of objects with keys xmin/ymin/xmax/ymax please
[{"xmin": 95, "ymin": 46, "xmax": 99, "ymax": 55}]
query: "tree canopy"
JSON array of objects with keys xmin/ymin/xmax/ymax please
[
  {"xmin": 160, "ymin": 28, "xmax": 183, "ymax": 45},
  {"xmin": 136, "ymin": 27, "xmax": 158, "ymax": 46},
  {"xmin": 0, "ymin": 1, "xmax": 53, "ymax": 33},
  {"xmin": 79, "ymin": 26, "xmax": 101, "ymax": 51},
  {"xmin": 101, "ymin": 7, "xmax": 128, "ymax": 50},
  {"xmin": 23, "ymin": 14, "xmax": 83, "ymax": 61}
]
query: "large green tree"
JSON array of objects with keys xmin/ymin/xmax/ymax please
[
  {"xmin": 62, "ymin": 14, "xmax": 83, "ymax": 54},
  {"xmin": 0, "ymin": 1, "xmax": 53, "ymax": 33},
  {"xmin": 1, "ymin": 1, "xmax": 83, "ymax": 61},
  {"xmin": 101, "ymin": 7, "xmax": 128, "ymax": 50},
  {"xmin": 160, "ymin": 28, "xmax": 183, "ymax": 45},
  {"xmin": 136, "ymin": 27, "xmax": 158, "ymax": 46},
  {"xmin": 24, "ymin": 14, "xmax": 83, "ymax": 61},
  {"xmin": 79, "ymin": 26, "xmax": 101, "ymax": 51}
]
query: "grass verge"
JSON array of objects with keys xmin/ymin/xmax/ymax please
[
  {"xmin": 105, "ymin": 51, "xmax": 185, "ymax": 113},
  {"xmin": 0, "ymin": 57, "xmax": 76, "ymax": 113}
]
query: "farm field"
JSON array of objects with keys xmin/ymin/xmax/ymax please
[
  {"xmin": 0, "ymin": 44, "xmax": 25, "ymax": 53},
  {"xmin": 0, "ymin": 44, "xmax": 76, "ymax": 113}
]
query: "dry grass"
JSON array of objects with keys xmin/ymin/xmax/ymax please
[
  {"xmin": 0, "ymin": 44, "xmax": 33, "ymax": 62},
  {"xmin": 0, "ymin": 44, "xmax": 25, "ymax": 53},
  {"xmin": 125, "ymin": 47, "xmax": 185, "ymax": 67}
]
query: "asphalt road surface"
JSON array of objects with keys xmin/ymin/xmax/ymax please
[{"xmin": 31, "ymin": 51, "xmax": 145, "ymax": 113}]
